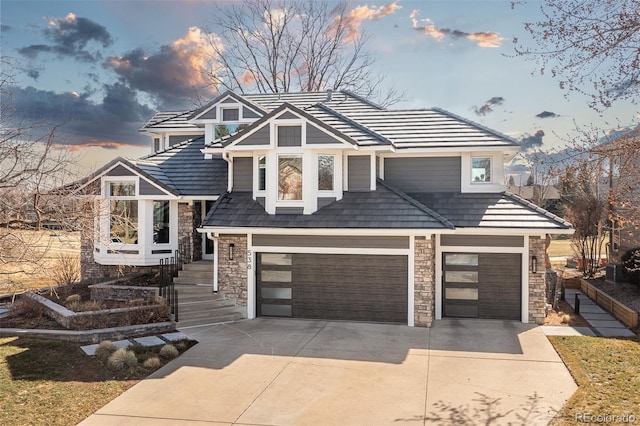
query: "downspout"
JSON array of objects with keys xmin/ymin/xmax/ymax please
[
  {"xmin": 207, "ymin": 232, "xmax": 219, "ymax": 293},
  {"xmin": 222, "ymin": 152, "xmax": 232, "ymax": 193}
]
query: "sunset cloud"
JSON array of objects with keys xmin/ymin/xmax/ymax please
[
  {"xmin": 535, "ymin": 110, "xmax": 559, "ymax": 119},
  {"xmin": 342, "ymin": 2, "xmax": 402, "ymax": 41},
  {"xmin": 520, "ymin": 130, "xmax": 545, "ymax": 150},
  {"xmin": 105, "ymin": 27, "xmax": 219, "ymax": 109},
  {"xmin": 410, "ymin": 9, "xmax": 503, "ymax": 48},
  {"xmin": 18, "ymin": 12, "xmax": 113, "ymax": 61}
]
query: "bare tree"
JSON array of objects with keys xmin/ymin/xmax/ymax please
[
  {"xmin": 202, "ymin": 0, "xmax": 401, "ymax": 105},
  {"xmin": 0, "ymin": 59, "xmax": 83, "ymax": 293},
  {"xmin": 513, "ymin": 0, "xmax": 640, "ymax": 111}
]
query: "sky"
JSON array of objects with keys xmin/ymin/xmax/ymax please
[{"xmin": 1, "ymin": 0, "xmax": 638, "ymax": 180}]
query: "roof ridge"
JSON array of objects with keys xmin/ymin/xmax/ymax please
[
  {"xmin": 314, "ymin": 103, "xmax": 393, "ymax": 145},
  {"xmin": 504, "ymin": 191, "xmax": 572, "ymax": 228},
  {"xmin": 138, "ymin": 136, "xmax": 204, "ymax": 160},
  {"xmin": 339, "ymin": 89, "xmax": 385, "ymax": 110},
  {"xmin": 431, "ymin": 107, "xmax": 520, "ymax": 146},
  {"xmin": 142, "ymin": 110, "xmax": 193, "ymax": 129},
  {"xmin": 377, "ymin": 179, "xmax": 455, "ymax": 229}
]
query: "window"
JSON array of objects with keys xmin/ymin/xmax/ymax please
[
  {"xmin": 277, "ymin": 126, "xmax": 302, "ymax": 147},
  {"xmin": 107, "ymin": 180, "xmax": 138, "ymax": 244},
  {"xmin": 153, "ymin": 201, "xmax": 170, "ymax": 244},
  {"xmin": 214, "ymin": 123, "xmax": 249, "ymax": 139},
  {"xmin": 278, "ymin": 155, "xmax": 303, "ymax": 200},
  {"xmin": 110, "ymin": 200, "xmax": 138, "ymax": 244},
  {"xmin": 222, "ymin": 108, "xmax": 239, "ymax": 121},
  {"xmin": 318, "ymin": 155, "xmax": 334, "ymax": 191},
  {"xmin": 258, "ymin": 156, "xmax": 266, "ymax": 191},
  {"xmin": 109, "ymin": 181, "xmax": 135, "ymax": 197},
  {"xmin": 471, "ymin": 157, "xmax": 491, "ymax": 183}
]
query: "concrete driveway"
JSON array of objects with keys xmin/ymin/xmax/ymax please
[{"xmin": 80, "ymin": 319, "xmax": 576, "ymax": 425}]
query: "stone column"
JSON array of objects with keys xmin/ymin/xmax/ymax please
[
  {"xmin": 414, "ymin": 236, "xmax": 435, "ymax": 327},
  {"xmin": 528, "ymin": 236, "xmax": 547, "ymax": 324},
  {"xmin": 218, "ymin": 235, "xmax": 248, "ymax": 307}
]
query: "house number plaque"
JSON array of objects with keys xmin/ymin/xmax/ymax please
[{"xmin": 246, "ymin": 250, "xmax": 252, "ymax": 270}]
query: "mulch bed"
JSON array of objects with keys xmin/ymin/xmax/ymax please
[
  {"xmin": 544, "ymin": 299, "xmax": 590, "ymax": 327},
  {"xmin": 588, "ymin": 278, "xmax": 640, "ymax": 313}
]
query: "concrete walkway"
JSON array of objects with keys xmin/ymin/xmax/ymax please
[
  {"xmin": 80, "ymin": 331, "xmax": 192, "ymax": 355},
  {"xmin": 564, "ymin": 288, "xmax": 636, "ymax": 337},
  {"xmin": 80, "ymin": 318, "xmax": 576, "ymax": 426}
]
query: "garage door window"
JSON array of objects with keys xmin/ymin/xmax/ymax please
[
  {"xmin": 261, "ymin": 270, "xmax": 292, "ymax": 282},
  {"xmin": 445, "ymin": 288, "xmax": 478, "ymax": 300},
  {"xmin": 445, "ymin": 254, "xmax": 478, "ymax": 266},
  {"xmin": 445, "ymin": 271, "xmax": 478, "ymax": 283},
  {"xmin": 261, "ymin": 253, "xmax": 292, "ymax": 265}
]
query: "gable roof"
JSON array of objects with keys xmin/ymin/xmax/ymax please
[
  {"xmin": 140, "ymin": 110, "xmax": 199, "ymax": 132},
  {"xmin": 188, "ymin": 90, "xmax": 268, "ymax": 121}
]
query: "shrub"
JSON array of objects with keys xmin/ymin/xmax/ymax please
[
  {"xmin": 65, "ymin": 294, "xmax": 81, "ymax": 303},
  {"xmin": 107, "ymin": 348, "xmax": 138, "ymax": 371},
  {"xmin": 159, "ymin": 344, "xmax": 179, "ymax": 360},
  {"xmin": 51, "ymin": 253, "xmax": 81, "ymax": 285},
  {"xmin": 142, "ymin": 357, "xmax": 161, "ymax": 369},
  {"xmin": 9, "ymin": 295, "xmax": 43, "ymax": 319},
  {"xmin": 621, "ymin": 247, "xmax": 640, "ymax": 286},
  {"xmin": 67, "ymin": 300, "xmax": 104, "ymax": 312},
  {"xmin": 94, "ymin": 340, "xmax": 118, "ymax": 363}
]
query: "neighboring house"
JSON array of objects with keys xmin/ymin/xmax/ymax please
[{"xmin": 74, "ymin": 90, "xmax": 572, "ymax": 327}]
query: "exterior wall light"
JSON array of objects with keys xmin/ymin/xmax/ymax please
[
  {"xmin": 531, "ymin": 255, "xmax": 538, "ymax": 274},
  {"xmin": 229, "ymin": 243, "xmax": 235, "ymax": 261}
]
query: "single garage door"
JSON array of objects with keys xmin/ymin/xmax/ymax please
[
  {"xmin": 257, "ymin": 253, "xmax": 408, "ymax": 323},
  {"xmin": 443, "ymin": 252, "xmax": 521, "ymax": 320}
]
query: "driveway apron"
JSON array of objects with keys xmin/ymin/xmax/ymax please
[{"xmin": 79, "ymin": 318, "xmax": 576, "ymax": 426}]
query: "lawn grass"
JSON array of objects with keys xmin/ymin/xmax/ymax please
[
  {"xmin": 549, "ymin": 336, "xmax": 640, "ymax": 425},
  {"xmin": 548, "ymin": 239, "xmax": 574, "ymax": 258},
  {"xmin": 0, "ymin": 336, "xmax": 196, "ymax": 425},
  {"xmin": 0, "ymin": 337, "xmax": 138, "ymax": 425}
]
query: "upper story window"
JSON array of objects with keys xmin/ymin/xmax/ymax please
[
  {"xmin": 471, "ymin": 157, "xmax": 491, "ymax": 183},
  {"xmin": 109, "ymin": 181, "xmax": 136, "ymax": 197},
  {"xmin": 222, "ymin": 108, "xmax": 239, "ymax": 121},
  {"xmin": 278, "ymin": 155, "xmax": 302, "ymax": 200},
  {"xmin": 277, "ymin": 125, "xmax": 302, "ymax": 147},
  {"xmin": 258, "ymin": 156, "xmax": 266, "ymax": 191},
  {"xmin": 318, "ymin": 155, "xmax": 334, "ymax": 191},
  {"xmin": 153, "ymin": 200, "xmax": 170, "ymax": 244}
]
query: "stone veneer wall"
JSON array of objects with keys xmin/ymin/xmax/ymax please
[
  {"xmin": 528, "ymin": 236, "xmax": 547, "ymax": 324},
  {"xmin": 414, "ymin": 236, "xmax": 436, "ymax": 327},
  {"xmin": 191, "ymin": 202, "xmax": 203, "ymax": 261},
  {"xmin": 177, "ymin": 202, "xmax": 194, "ymax": 261},
  {"xmin": 218, "ymin": 235, "xmax": 248, "ymax": 309}
]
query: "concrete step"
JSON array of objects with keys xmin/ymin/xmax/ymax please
[
  {"xmin": 179, "ymin": 299, "xmax": 236, "ymax": 312},
  {"xmin": 173, "ymin": 277, "xmax": 213, "ymax": 285},
  {"xmin": 177, "ymin": 270, "xmax": 213, "ymax": 280},
  {"xmin": 181, "ymin": 261, "xmax": 213, "ymax": 272},
  {"xmin": 180, "ymin": 306, "xmax": 240, "ymax": 320},
  {"xmin": 177, "ymin": 312, "xmax": 244, "ymax": 328}
]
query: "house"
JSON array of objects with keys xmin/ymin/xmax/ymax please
[
  {"xmin": 506, "ymin": 184, "xmax": 561, "ymax": 214},
  {"xmin": 75, "ymin": 90, "xmax": 572, "ymax": 327}
]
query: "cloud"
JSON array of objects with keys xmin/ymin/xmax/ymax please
[
  {"xmin": 27, "ymin": 69, "xmax": 41, "ymax": 80},
  {"xmin": 18, "ymin": 13, "xmax": 113, "ymax": 62},
  {"xmin": 342, "ymin": 2, "xmax": 402, "ymax": 41},
  {"xmin": 105, "ymin": 27, "xmax": 218, "ymax": 109},
  {"xmin": 410, "ymin": 9, "xmax": 503, "ymax": 48},
  {"xmin": 535, "ymin": 111, "xmax": 559, "ymax": 119},
  {"xmin": 472, "ymin": 96, "xmax": 504, "ymax": 116},
  {"xmin": 3, "ymin": 84, "xmax": 153, "ymax": 149},
  {"xmin": 1, "ymin": 24, "xmax": 12, "ymax": 32},
  {"xmin": 520, "ymin": 130, "xmax": 545, "ymax": 151}
]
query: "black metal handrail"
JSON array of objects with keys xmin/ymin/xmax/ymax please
[{"xmin": 158, "ymin": 236, "xmax": 193, "ymax": 322}]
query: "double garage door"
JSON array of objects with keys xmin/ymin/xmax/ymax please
[
  {"xmin": 256, "ymin": 251, "xmax": 522, "ymax": 323},
  {"xmin": 256, "ymin": 253, "xmax": 408, "ymax": 323},
  {"xmin": 443, "ymin": 252, "xmax": 522, "ymax": 320}
]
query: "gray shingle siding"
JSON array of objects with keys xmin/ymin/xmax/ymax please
[
  {"xmin": 348, "ymin": 156, "xmax": 370, "ymax": 191},
  {"xmin": 139, "ymin": 179, "xmax": 167, "ymax": 196},
  {"xmin": 199, "ymin": 108, "xmax": 216, "ymax": 120},
  {"xmin": 384, "ymin": 157, "xmax": 461, "ymax": 192},
  {"xmin": 252, "ymin": 235, "xmax": 410, "ymax": 249},
  {"xmin": 233, "ymin": 157, "xmax": 253, "ymax": 192},
  {"xmin": 441, "ymin": 235, "xmax": 524, "ymax": 247},
  {"xmin": 169, "ymin": 134, "xmax": 202, "ymax": 146},
  {"xmin": 243, "ymin": 106, "xmax": 260, "ymax": 119},
  {"xmin": 237, "ymin": 125, "xmax": 270, "ymax": 146},
  {"xmin": 306, "ymin": 123, "xmax": 341, "ymax": 144},
  {"xmin": 107, "ymin": 165, "xmax": 135, "ymax": 177}
]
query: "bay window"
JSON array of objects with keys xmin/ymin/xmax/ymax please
[
  {"xmin": 153, "ymin": 201, "xmax": 170, "ymax": 244},
  {"xmin": 107, "ymin": 180, "xmax": 138, "ymax": 244},
  {"xmin": 258, "ymin": 156, "xmax": 266, "ymax": 191}
]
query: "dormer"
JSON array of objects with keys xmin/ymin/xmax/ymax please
[
  {"xmin": 189, "ymin": 92, "xmax": 266, "ymax": 145},
  {"xmin": 203, "ymin": 103, "xmax": 373, "ymax": 215}
]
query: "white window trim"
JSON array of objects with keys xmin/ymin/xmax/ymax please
[
  {"xmin": 461, "ymin": 153, "xmax": 506, "ymax": 193},
  {"xmin": 317, "ymin": 153, "xmax": 336, "ymax": 193},
  {"xmin": 471, "ymin": 156, "xmax": 493, "ymax": 184},
  {"xmin": 276, "ymin": 153, "xmax": 304, "ymax": 205}
]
